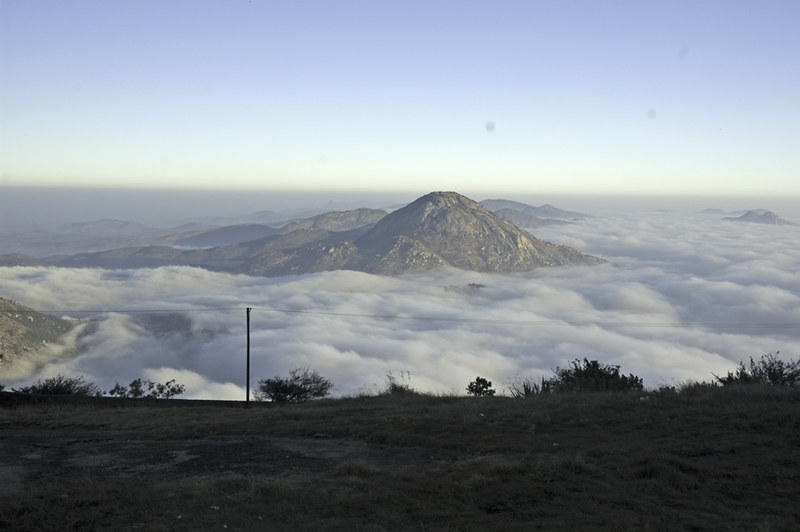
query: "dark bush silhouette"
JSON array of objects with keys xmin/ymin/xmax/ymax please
[
  {"xmin": 546, "ymin": 358, "xmax": 643, "ymax": 393},
  {"xmin": 714, "ymin": 352, "xmax": 800, "ymax": 387},
  {"xmin": 384, "ymin": 371, "xmax": 414, "ymax": 395},
  {"xmin": 253, "ymin": 367, "xmax": 332, "ymax": 403},
  {"xmin": 13, "ymin": 375, "xmax": 102, "ymax": 396},
  {"xmin": 107, "ymin": 378, "xmax": 186, "ymax": 399},
  {"xmin": 508, "ymin": 376, "xmax": 552, "ymax": 397},
  {"xmin": 466, "ymin": 376, "xmax": 496, "ymax": 396}
]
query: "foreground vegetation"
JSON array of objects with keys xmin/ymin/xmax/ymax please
[
  {"xmin": 2, "ymin": 382, "xmax": 798, "ymax": 531},
  {"xmin": 9, "ymin": 375, "xmax": 185, "ymax": 399}
]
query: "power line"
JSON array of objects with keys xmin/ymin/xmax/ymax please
[
  {"xmin": 4, "ymin": 304, "xmax": 799, "ymax": 329},
  {"xmin": 252, "ymin": 306, "xmax": 800, "ymax": 329},
  {"xmin": 5, "ymin": 307, "xmax": 242, "ymax": 314}
]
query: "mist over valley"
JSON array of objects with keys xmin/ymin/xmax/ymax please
[{"xmin": 1, "ymin": 190, "xmax": 798, "ymax": 399}]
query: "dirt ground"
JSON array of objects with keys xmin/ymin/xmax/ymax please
[{"xmin": 0, "ymin": 428, "xmax": 449, "ymax": 494}]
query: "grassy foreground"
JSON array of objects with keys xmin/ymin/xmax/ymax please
[{"xmin": 2, "ymin": 386, "xmax": 799, "ymax": 531}]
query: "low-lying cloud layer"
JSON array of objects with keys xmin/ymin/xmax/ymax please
[{"xmin": 2, "ymin": 210, "xmax": 799, "ymax": 399}]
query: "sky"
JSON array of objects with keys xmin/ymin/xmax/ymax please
[
  {"xmin": 2, "ymin": 209, "xmax": 799, "ymax": 399},
  {"xmin": 1, "ymin": 0, "xmax": 799, "ymax": 197}
]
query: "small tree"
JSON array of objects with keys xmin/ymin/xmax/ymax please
[
  {"xmin": 714, "ymin": 352, "xmax": 800, "ymax": 387},
  {"xmin": 546, "ymin": 359, "xmax": 643, "ymax": 393},
  {"xmin": 13, "ymin": 375, "xmax": 102, "ymax": 396},
  {"xmin": 253, "ymin": 367, "xmax": 332, "ymax": 403},
  {"xmin": 466, "ymin": 376, "xmax": 496, "ymax": 397},
  {"xmin": 107, "ymin": 378, "xmax": 186, "ymax": 399}
]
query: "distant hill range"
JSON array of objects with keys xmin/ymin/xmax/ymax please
[
  {"xmin": 173, "ymin": 224, "xmax": 282, "ymax": 248},
  {"xmin": 240, "ymin": 192, "xmax": 603, "ymax": 275},
  {"xmin": 60, "ymin": 218, "xmax": 160, "ymax": 237},
  {"xmin": 480, "ymin": 199, "xmax": 590, "ymax": 222},
  {"xmin": 0, "ymin": 298, "xmax": 73, "ymax": 366},
  {"xmin": 721, "ymin": 210, "xmax": 797, "ymax": 226},
  {"xmin": 0, "ymin": 192, "xmax": 603, "ymax": 276},
  {"xmin": 172, "ymin": 208, "xmax": 388, "ymax": 248},
  {"xmin": 487, "ymin": 208, "xmax": 569, "ymax": 229}
]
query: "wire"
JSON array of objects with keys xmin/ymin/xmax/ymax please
[
  {"xmin": 3, "ymin": 304, "xmax": 798, "ymax": 329},
  {"xmin": 2, "ymin": 306, "xmax": 242, "ymax": 315},
  {"xmin": 253, "ymin": 306, "xmax": 800, "ymax": 329}
]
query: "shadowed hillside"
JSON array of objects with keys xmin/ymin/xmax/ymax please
[{"xmin": 0, "ymin": 298, "xmax": 73, "ymax": 366}]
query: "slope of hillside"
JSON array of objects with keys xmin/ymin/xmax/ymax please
[
  {"xmin": 280, "ymin": 208, "xmax": 387, "ymax": 232},
  {"xmin": 0, "ymin": 298, "xmax": 73, "ymax": 365}
]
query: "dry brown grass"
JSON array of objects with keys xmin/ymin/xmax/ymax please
[{"xmin": 2, "ymin": 386, "xmax": 799, "ymax": 530}]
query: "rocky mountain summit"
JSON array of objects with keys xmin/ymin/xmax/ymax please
[{"xmin": 240, "ymin": 192, "xmax": 604, "ymax": 275}]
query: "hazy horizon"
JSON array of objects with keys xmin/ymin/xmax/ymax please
[{"xmin": 2, "ymin": 185, "xmax": 799, "ymax": 233}]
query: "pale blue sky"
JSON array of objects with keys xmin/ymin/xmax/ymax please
[{"xmin": 1, "ymin": 0, "xmax": 798, "ymax": 197}]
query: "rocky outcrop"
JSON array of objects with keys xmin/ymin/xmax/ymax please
[
  {"xmin": 0, "ymin": 298, "xmax": 73, "ymax": 365},
  {"xmin": 240, "ymin": 191, "xmax": 604, "ymax": 275}
]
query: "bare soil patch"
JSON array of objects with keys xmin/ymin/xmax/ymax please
[{"xmin": 0, "ymin": 428, "xmax": 448, "ymax": 494}]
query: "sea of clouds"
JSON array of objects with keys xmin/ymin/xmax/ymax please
[{"xmin": 1, "ymin": 209, "xmax": 799, "ymax": 399}]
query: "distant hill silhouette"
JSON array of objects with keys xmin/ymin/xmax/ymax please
[
  {"xmin": 6, "ymin": 192, "xmax": 604, "ymax": 277},
  {"xmin": 171, "ymin": 208, "xmax": 385, "ymax": 248},
  {"xmin": 174, "ymin": 224, "xmax": 281, "ymax": 248},
  {"xmin": 480, "ymin": 199, "xmax": 590, "ymax": 220},
  {"xmin": 490, "ymin": 208, "xmax": 568, "ymax": 229},
  {"xmin": 60, "ymin": 219, "xmax": 159, "ymax": 237},
  {"xmin": 722, "ymin": 210, "xmax": 797, "ymax": 226},
  {"xmin": 280, "ymin": 208, "xmax": 387, "ymax": 233}
]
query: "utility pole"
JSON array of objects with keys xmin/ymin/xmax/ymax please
[{"xmin": 246, "ymin": 307, "xmax": 251, "ymax": 407}]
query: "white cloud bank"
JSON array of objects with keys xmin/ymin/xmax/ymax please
[{"xmin": 1, "ymin": 210, "xmax": 799, "ymax": 399}]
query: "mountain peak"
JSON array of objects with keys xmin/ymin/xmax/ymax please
[
  {"xmin": 352, "ymin": 191, "xmax": 604, "ymax": 274},
  {"xmin": 415, "ymin": 190, "xmax": 475, "ymax": 206},
  {"xmin": 358, "ymin": 191, "xmax": 484, "ymax": 244}
]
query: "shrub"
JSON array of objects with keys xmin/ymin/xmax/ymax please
[
  {"xmin": 654, "ymin": 380, "xmax": 719, "ymax": 396},
  {"xmin": 546, "ymin": 358, "xmax": 643, "ymax": 393},
  {"xmin": 714, "ymin": 352, "xmax": 800, "ymax": 387},
  {"xmin": 107, "ymin": 378, "xmax": 186, "ymax": 399},
  {"xmin": 13, "ymin": 375, "xmax": 102, "ymax": 396},
  {"xmin": 466, "ymin": 376, "xmax": 496, "ymax": 397},
  {"xmin": 253, "ymin": 367, "xmax": 332, "ymax": 403},
  {"xmin": 508, "ymin": 376, "xmax": 552, "ymax": 398},
  {"xmin": 384, "ymin": 371, "xmax": 414, "ymax": 395}
]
